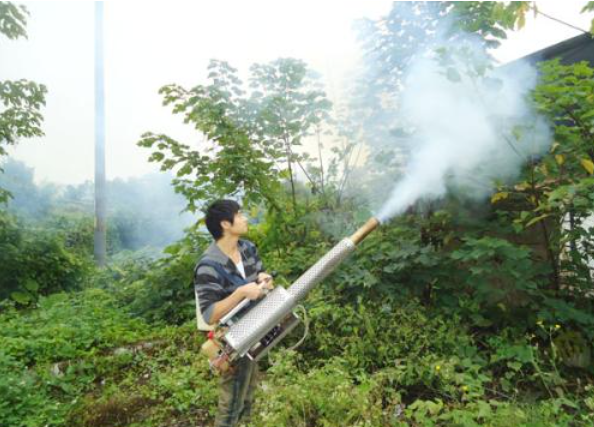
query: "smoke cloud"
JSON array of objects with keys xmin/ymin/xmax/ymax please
[{"xmin": 374, "ymin": 39, "xmax": 551, "ymax": 223}]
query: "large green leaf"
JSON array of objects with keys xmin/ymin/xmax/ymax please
[
  {"xmin": 10, "ymin": 291, "xmax": 31, "ymax": 304},
  {"xmin": 23, "ymin": 279, "xmax": 39, "ymax": 292}
]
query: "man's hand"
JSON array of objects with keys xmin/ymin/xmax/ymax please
[
  {"xmin": 240, "ymin": 282, "xmax": 266, "ymax": 300},
  {"xmin": 257, "ymin": 272, "xmax": 274, "ymax": 290}
]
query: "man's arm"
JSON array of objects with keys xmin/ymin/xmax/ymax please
[
  {"xmin": 195, "ymin": 263, "xmax": 270, "ymax": 325},
  {"xmin": 195, "ymin": 243, "xmax": 273, "ymax": 326},
  {"xmin": 207, "ymin": 282, "xmax": 265, "ymax": 325},
  {"xmin": 244, "ymin": 240, "xmax": 274, "ymax": 286}
]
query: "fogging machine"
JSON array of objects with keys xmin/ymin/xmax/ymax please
[{"xmin": 201, "ymin": 217, "xmax": 380, "ymax": 374}]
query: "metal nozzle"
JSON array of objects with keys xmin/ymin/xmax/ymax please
[{"xmin": 348, "ymin": 217, "xmax": 380, "ymax": 245}]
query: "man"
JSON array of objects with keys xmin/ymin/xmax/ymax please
[{"xmin": 194, "ymin": 199, "xmax": 273, "ymax": 427}]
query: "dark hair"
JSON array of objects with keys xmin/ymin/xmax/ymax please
[{"xmin": 205, "ymin": 199, "xmax": 241, "ymax": 240}]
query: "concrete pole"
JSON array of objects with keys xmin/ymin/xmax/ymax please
[{"xmin": 94, "ymin": 1, "xmax": 107, "ymax": 266}]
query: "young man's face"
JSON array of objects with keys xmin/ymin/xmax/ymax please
[{"xmin": 222, "ymin": 211, "xmax": 249, "ymax": 237}]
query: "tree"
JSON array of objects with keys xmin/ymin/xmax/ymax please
[
  {"xmin": 496, "ymin": 59, "xmax": 594, "ymax": 293},
  {"xmin": 581, "ymin": 1, "xmax": 594, "ymax": 33},
  {"xmin": 350, "ymin": 2, "xmax": 531, "ymax": 152},
  {"xmin": 0, "ymin": 2, "xmax": 47, "ymax": 203},
  {"xmin": 139, "ymin": 60, "xmax": 281, "ymax": 214},
  {"xmin": 248, "ymin": 58, "xmax": 332, "ymax": 210},
  {"xmin": 139, "ymin": 58, "xmax": 333, "ymax": 215},
  {"xmin": 350, "ymin": 0, "xmax": 594, "ymax": 331},
  {"xmin": 0, "ymin": 158, "xmax": 55, "ymax": 218}
]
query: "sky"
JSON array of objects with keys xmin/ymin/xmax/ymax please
[{"xmin": 1, "ymin": 0, "xmax": 592, "ymax": 185}]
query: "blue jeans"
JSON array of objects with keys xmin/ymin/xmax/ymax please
[{"xmin": 214, "ymin": 356, "xmax": 259, "ymax": 427}]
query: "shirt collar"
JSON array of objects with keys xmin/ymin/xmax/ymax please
[{"xmin": 204, "ymin": 239, "xmax": 247, "ymax": 270}]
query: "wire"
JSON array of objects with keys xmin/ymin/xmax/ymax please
[
  {"xmin": 287, "ymin": 305, "xmax": 310, "ymax": 351},
  {"xmin": 267, "ymin": 305, "xmax": 310, "ymax": 367},
  {"xmin": 532, "ymin": 6, "xmax": 592, "ymax": 35}
]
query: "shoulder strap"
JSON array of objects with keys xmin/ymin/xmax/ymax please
[{"xmin": 195, "ymin": 259, "xmax": 248, "ymax": 288}]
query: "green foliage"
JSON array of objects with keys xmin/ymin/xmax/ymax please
[
  {"xmin": 0, "ymin": 211, "xmax": 90, "ymax": 304},
  {"xmin": 0, "ymin": 2, "xmax": 47, "ymax": 200},
  {"xmin": 533, "ymin": 60, "xmax": 594, "ymax": 185},
  {"xmin": 582, "ymin": 1, "xmax": 594, "ymax": 33},
  {"xmin": 0, "ymin": 289, "xmax": 212, "ymax": 427},
  {"xmin": 0, "ymin": 289, "xmax": 149, "ymax": 365},
  {"xmin": 449, "ymin": 1, "xmax": 532, "ymax": 43},
  {"xmin": 4, "ymin": 3, "xmax": 594, "ymax": 426},
  {"xmin": 0, "ymin": 158, "xmax": 55, "ymax": 217},
  {"xmin": 138, "ymin": 60, "xmax": 281, "ymax": 212},
  {"xmin": 0, "ymin": 351, "xmax": 66, "ymax": 427},
  {"xmin": 253, "ymin": 319, "xmax": 591, "ymax": 427},
  {"xmin": 138, "ymin": 58, "xmax": 333, "ymax": 214},
  {"xmin": 0, "ymin": 79, "xmax": 47, "ymax": 146},
  {"xmin": 0, "ymin": 1, "xmax": 27, "ymax": 40},
  {"xmin": 451, "ymin": 236, "xmax": 544, "ymax": 310},
  {"xmin": 485, "ymin": 59, "xmax": 594, "ymax": 336},
  {"xmin": 1, "ymin": 274, "xmax": 592, "ymax": 426},
  {"xmin": 350, "ymin": 1, "xmax": 531, "ymax": 159},
  {"xmin": 0, "ymin": 289, "xmax": 151, "ymax": 427},
  {"xmin": 330, "ymin": 212, "xmax": 458, "ymax": 303},
  {"xmin": 253, "ymin": 353, "xmax": 387, "ymax": 427},
  {"xmin": 0, "ymin": 160, "xmax": 193, "ymax": 252},
  {"xmin": 45, "ymin": 212, "xmax": 123, "ymax": 256},
  {"xmin": 397, "ymin": 397, "xmax": 582, "ymax": 427},
  {"xmin": 93, "ymin": 230, "xmax": 210, "ymax": 325},
  {"xmin": 302, "ymin": 296, "xmax": 485, "ymax": 379},
  {"xmin": 66, "ymin": 321, "xmax": 216, "ymax": 427},
  {"xmin": 249, "ymin": 58, "xmax": 333, "ymax": 208}
]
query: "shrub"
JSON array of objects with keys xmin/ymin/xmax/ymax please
[
  {"xmin": 0, "ymin": 289, "xmax": 151, "ymax": 427},
  {"xmin": 0, "ymin": 212, "xmax": 91, "ymax": 304}
]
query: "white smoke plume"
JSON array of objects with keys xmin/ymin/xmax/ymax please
[{"xmin": 375, "ymin": 41, "xmax": 552, "ymax": 223}]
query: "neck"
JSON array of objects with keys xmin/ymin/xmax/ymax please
[{"xmin": 216, "ymin": 234, "xmax": 240, "ymax": 258}]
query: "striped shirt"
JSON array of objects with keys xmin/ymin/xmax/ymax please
[{"xmin": 194, "ymin": 239, "xmax": 265, "ymax": 324}]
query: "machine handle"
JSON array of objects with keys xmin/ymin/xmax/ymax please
[{"xmin": 219, "ymin": 275, "xmax": 274, "ymax": 326}]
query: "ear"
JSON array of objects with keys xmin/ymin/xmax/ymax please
[{"xmin": 220, "ymin": 219, "xmax": 232, "ymax": 231}]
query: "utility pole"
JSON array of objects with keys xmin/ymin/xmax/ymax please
[{"xmin": 94, "ymin": 1, "xmax": 107, "ymax": 266}]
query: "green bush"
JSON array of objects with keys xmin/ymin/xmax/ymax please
[
  {"xmin": 0, "ymin": 350, "xmax": 64, "ymax": 427},
  {"xmin": 254, "ymin": 350, "xmax": 591, "ymax": 427},
  {"xmin": 0, "ymin": 212, "xmax": 91, "ymax": 304},
  {"xmin": 300, "ymin": 296, "xmax": 480, "ymax": 371},
  {"xmin": 91, "ymin": 230, "xmax": 211, "ymax": 325},
  {"xmin": 43, "ymin": 212, "xmax": 122, "ymax": 256},
  {"xmin": 0, "ymin": 289, "xmax": 151, "ymax": 427},
  {"xmin": 68, "ymin": 321, "xmax": 217, "ymax": 427},
  {"xmin": 254, "ymin": 352, "xmax": 388, "ymax": 427},
  {"xmin": 0, "ymin": 289, "xmax": 149, "ymax": 366},
  {"xmin": 121, "ymin": 251, "xmax": 198, "ymax": 325}
]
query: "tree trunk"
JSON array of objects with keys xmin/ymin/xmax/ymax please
[{"xmin": 284, "ymin": 135, "xmax": 297, "ymax": 213}]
